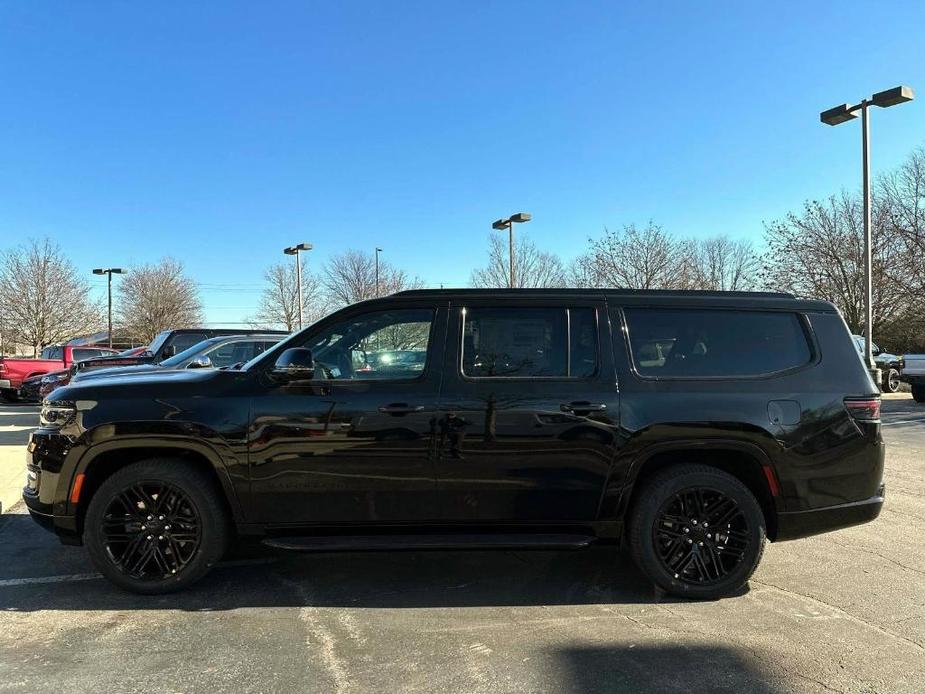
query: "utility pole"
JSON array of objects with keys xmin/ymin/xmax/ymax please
[
  {"xmin": 92, "ymin": 268, "xmax": 126, "ymax": 348},
  {"xmin": 491, "ymin": 212, "xmax": 532, "ymax": 288},
  {"xmin": 283, "ymin": 243, "xmax": 313, "ymax": 330},
  {"xmin": 820, "ymin": 86, "xmax": 914, "ymax": 387}
]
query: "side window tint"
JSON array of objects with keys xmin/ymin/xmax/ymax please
[
  {"xmin": 462, "ymin": 307, "xmax": 597, "ymax": 378},
  {"xmin": 623, "ymin": 308, "xmax": 811, "ymax": 378},
  {"xmin": 301, "ymin": 309, "xmax": 433, "ymax": 381}
]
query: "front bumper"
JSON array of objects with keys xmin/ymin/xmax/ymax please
[{"xmin": 775, "ymin": 484, "xmax": 885, "ymax": 541}]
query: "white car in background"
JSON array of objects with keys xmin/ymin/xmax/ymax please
[{"xmin": 900, "ymin": 354, "xmax": 925, "ymax": 403}]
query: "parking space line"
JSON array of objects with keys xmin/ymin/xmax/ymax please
[
  {"xmin": 882, "ymin": 417, "xmax": 925, "ymax": 426},
  {"xmin": 0, "ymin": 557, "xmax": 277, "ymax": 588},
  {"xmin": 0, "ymin": 572, "xmax": 101, "ymax": 587}
]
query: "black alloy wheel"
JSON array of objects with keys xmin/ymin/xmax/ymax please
[
  {"xmin": 628, "ymin": 464, "xmax": 766, "ymax": 600},
  {"xmin": 84, "ymin": 460, "xmax": 228, "ymax": 594},
  {"xmin": 100, "ymin": 481, "xmax": 202, "ymax": 580},
  {"xmin": 652, "ymin": 487, "xmax": 750, "ymax": 585}
]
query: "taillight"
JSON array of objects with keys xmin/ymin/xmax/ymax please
[{"xmin": 844, "ymin": 397, "xmax": 881, "ymax": 422}]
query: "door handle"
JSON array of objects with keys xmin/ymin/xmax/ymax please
[
  {"xmin": 560, "ymin": 401, "xmax": 607, "ymax": 414},
  {"xmin": 378, "ymin": 403, "xmax": 426, "ymax": 415}
]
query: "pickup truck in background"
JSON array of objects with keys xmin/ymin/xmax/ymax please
[
  {"xmin": 900, "ymin": 355, "xmax": 925, "ymax": 403},
  {"xmin": 0, "ymin": 344, "xmax": 118, "ymax": 402},
  {"xmin": 851, "ymin": 335, "xmax": 905, "ymax": 393}
]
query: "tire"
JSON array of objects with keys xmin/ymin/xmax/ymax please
[
  {"xmin": 883, "ymin": 368, "xmax": 901, "ymax": 394},
  {"xmin": 83, "ymin": 459, "xmax": 229, "ymax": 594},
  {"xmin": 628, "ymin": 464, "xmax": 766, "ymax": 600},
  {"xmin": 913, "ymin": 385, "xmax": 925, "ymax": 404}
]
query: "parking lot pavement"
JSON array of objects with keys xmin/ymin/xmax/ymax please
[
  {"xmin": 0, "ymin": 404, "xmax": 38, "ymax": 514},
  {"xmin": 1, "ymin": 399, "xmax": 923, "ymax": 693}
]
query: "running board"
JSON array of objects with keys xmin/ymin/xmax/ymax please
[{"xmin": 262, "ymin": 533, "xmax": 597, "ymax": 552}]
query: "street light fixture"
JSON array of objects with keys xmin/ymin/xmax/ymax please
[
  {"xmin": 375, "ymin": 247, "xmax": 383, "ymax": 297},
  {"xmin": 491, "ymin": 212, "xmax": 532, "ymax": 288},
  {"xmin": 283, "ymin": 242, "xmax": 313, "ymax": 330},
  {"xmin": 92, "ymin": 268, "xmax": 126, "ymax": 348},
  {"xmin": 820, "ymin": 85, "xmax": 914, "ymax": 385}
]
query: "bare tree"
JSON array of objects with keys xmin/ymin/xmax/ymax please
[
  {"xmin": 760, "ymin": 192, "xmax": 911, "ymax": 335},
  {"xmin": 117, "ymin": 258, "xmax": 203, "ymax": 342},
  {"xmin": 0, "ymin": 239, "xmax": 101, "ymax": 356},
  {"xmin": 322, "ymin": 250, "xmax": 422, "ymax": 307},
  {"xmin": 880, "ymin": 145, "xmax": 925, "ymax": 293},
  {"xmin": 470, "ymin": 234, "xmax": 567, "ymax": 288},
  {"xmin": 580, "ymin": 223, "xmax": 691, "ymax": 289},
  {"xmin": 687, "ymin": 236, "xmax": 759, "ymax": 291},
  {"xmin": 252, "ymin": 261, "xmax": 325, "ymax": 331}
]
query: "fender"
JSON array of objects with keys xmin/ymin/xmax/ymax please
[
  {"xmin": 604, "ymin": 437, "xmax": 782, "ymax": 522},
  {"xmin": 59, "ymin": 434, "xmax": 247, "ymax": 525}
]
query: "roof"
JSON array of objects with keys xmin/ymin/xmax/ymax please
[{"xmin": 389, "ymin": 287, "xmax": 834, "ymax": 311}]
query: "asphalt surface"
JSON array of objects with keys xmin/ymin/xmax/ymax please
[{"xmin": 0, "ymin": 398, "xmax": 923, "ymax": 693}]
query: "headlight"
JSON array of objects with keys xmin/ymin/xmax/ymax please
[
  {"xmin": 40, "ymin": 401, "xmax": 77, "ymax": 428},
  {"xmin": 41, "ymin": 373, "xmax": 69, "ymax": 384}
]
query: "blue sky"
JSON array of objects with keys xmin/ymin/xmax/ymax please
[{"xmin": 2, "ymin": 1, "xmax": 924, "ymax": 325}]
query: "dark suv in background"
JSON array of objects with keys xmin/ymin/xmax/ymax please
[{"xmin": 24, "ymin": 289, "xmax": 884, "ymax": 599}]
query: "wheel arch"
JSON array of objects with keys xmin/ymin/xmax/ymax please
[
  {"xmin": 621, "ymin": 441, "xmax": 781, "ymax": 541},
  {"xmin": 68, "ymin": 440, "xmax": 244, "ymax": 536}
]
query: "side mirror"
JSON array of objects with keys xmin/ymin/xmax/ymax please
[
  {"xmin": 187, "ymin": 355, "xmax": 212, "ymax": 369},
  {"xmin": 161, "ymin": 345, "xmax": 177, "ymax": 359},
  {"xmin": 271, "ymin": 348, "xmax": 315, "ymax": 382}
]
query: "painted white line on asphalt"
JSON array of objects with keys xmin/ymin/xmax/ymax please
[
  {"xmin": 0, "ymin": 557, "xmax": 277, "ymax": 588},
  {"xmin": 0, "ymin": 572, "xmax": 101, "ymax": 587},
  {"xmin": 883, "ymin": 417, "xmax": 925, "ymax": 426}
]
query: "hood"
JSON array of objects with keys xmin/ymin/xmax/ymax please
[
  {"xmin": 73, "ymin": 363, "xmax": 165, "ymax": 381},
  {"xmin": 49, "ymin": 367, "xmax": 234, "ymax": 402}
]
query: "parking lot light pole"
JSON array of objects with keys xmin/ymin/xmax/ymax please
[
  {"xmin": 92, "ymin": 268, "xmax": 125, "ymax": 348},
  {"xmin": 820, "ymin": 86, "xmax": 915, "ymax": 385},
  {"xmin": 283, "ymin": 243, "xmax": 313, "ymax": 330},
  {"xmin": 375, "ymin": 247, "xmax": 383, "ymax": 297},
  {"xmin": 491, "ymin": 212, "xmax": 532, "ymax": 288}
]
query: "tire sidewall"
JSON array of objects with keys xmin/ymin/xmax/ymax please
[
  {"xmin": 630, "ymin": 468, "xmax": 766, "ymax": 600},
  {"xmin": 83, "ymin": 461, "xmax": 227, "ymax": 594}
]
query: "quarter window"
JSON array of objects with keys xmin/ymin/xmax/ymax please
[
  {"xmin": 623, "ymin": 308, "xmax": 811, "ymax": 378},
  {"xmin": 462, "ymin": 307, "xmax": 598, "ymax": 378}
]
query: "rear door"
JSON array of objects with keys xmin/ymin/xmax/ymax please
[{"xmin": 435, "ymin": 297, "xmax": 620, "ymax": 522}]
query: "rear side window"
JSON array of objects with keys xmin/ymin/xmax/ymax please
[
  {"xmin": 623, "ymin": 308, "xmax": 811, "ymax": 378},
  {"xmin": 462, "ymin": 307, "xmax": 598, "ymax": 378}
]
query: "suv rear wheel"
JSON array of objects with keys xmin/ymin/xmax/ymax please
[
  {"xmin": 83, "ymin": 459, "xmax": 229, "ymax": 594},
  {"xmin": 628, "ymin": 464, "xmax": 766, "ymax": 600}
]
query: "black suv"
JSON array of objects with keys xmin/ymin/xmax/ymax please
[{"xmin": 24, "ymin": 289, "xmax": 885, "ymax": 598}]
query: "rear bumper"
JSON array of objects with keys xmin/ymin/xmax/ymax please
[
  {"xmin": 900, "ymin": 373, "xmax": 925, "ymax": 385},
  {"xmin": 775, "ymin": 485, "xmax": 884, "ymax": 541},
  {"xmin": 0, "ymin": 379, "xmax": 12, "ymax": 389}
]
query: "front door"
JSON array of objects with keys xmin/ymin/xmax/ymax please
[
  {"xmin": 247, "ymin": 304, "xmax": 445, "ymax": 524},
  {"xmin": 435, "ymin": 299, "xmax": 620, "ymax": 522}
]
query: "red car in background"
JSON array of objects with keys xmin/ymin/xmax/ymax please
[
  {"xmin": 25, "ymin": 346, "xmax": 148, "ymax": 402},
  {"xmin": 0, "ymin": 344, "xmax": 119, "ymax": 402}
]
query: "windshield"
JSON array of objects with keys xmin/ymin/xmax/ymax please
[
  {"xmin": 145, "ymin": 331, "xmax": 172, "ymax": 356},
  {"xmin": 159, "ymin": 337, "xmax": 225, "ymax": 367}
]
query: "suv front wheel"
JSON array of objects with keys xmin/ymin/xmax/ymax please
[
  {"xmin": 628, "ymin": 464, "xmax": 766, "ymax": 600},
  {"xmin": 83, "ymin": 459, "xmax": 229, "ymax": 594}
]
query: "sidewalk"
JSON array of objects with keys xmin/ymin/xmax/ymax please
[{"xmin": 0, "ymin": 405, "xmax": 39, "ymax": 513}]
